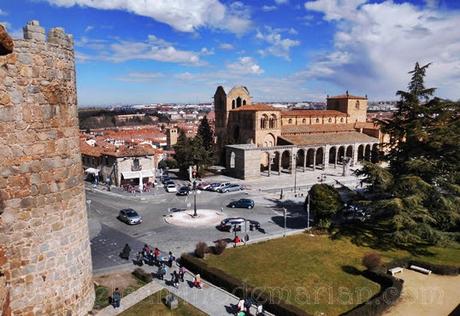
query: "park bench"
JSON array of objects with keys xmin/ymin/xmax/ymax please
[
  {"xmin": 388, "ymin": 267, "xmax": 404, "ymax": 276},
  {"xmin": 410, "ymin": 265, "xmax": 432, "ymax": 275}
]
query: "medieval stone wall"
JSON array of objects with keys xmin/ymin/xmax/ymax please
[{"xmin": 0, "ymin": 21, "xmax": 94, "ymax": 315}]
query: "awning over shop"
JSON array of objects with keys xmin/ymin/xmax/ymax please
[
  {"xmin": 122, "ymin": 170, "xmax": 155, "ymax": 180},
  {"xmin": 84, "ymin": 168, "xmax": 100, "ymax": 175}
]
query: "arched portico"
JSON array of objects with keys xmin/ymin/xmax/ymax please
[{"xmin": 281, "ymin": 150, "xmax": 291, "ymax": 173}]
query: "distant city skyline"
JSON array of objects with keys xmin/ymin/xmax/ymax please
[{"xmin": 2, "ymin": 0, "xmax": 460, "ymax": 105}]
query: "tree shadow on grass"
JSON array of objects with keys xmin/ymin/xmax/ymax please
[
  {"xmin": 341, "ymin": 265, "xmax": 362, "ymax": 276},
  {"xmin": 271, "ymin": 216, "xmax": 307, "ymax": 229},
  {"xmin": 330, "ymin": 221, "xmax": 435, "ymax": 256}
]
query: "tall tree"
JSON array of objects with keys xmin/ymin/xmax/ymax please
[
  {"xmin": 197, "ymin": 115, "xmax": 214, "ymax": 151},
  {"xmin": 173, "ymin": 129, "xmax": 193, "ymax": 176},
  {"xmin": 379, "ymin": 62, "xmax": 460, "ymax": 185}
]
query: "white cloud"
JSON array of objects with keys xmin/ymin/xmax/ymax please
[
  {"xmin": 200, "ymin": 47, "xmax": 214, "ymax": 56},
  {"xmin": 275, "ymin": 0, "xmax": 289, "ymax": 4},
  {"xmin": 84, "ymin": 25, "xmax": 93, "ymax": 32},
  {"xmin": 117, "ymin": 72, "xmax": 164, "ymax": 82},
  {"xmin": 76, "ymin": 34, "xmax": 203, "ymax": 65},
  {"xmin": 45, "ymin": 0, "xmax": 251, "ymax": 34},
  {"xmin": 227, "ymin": 56, "xmax": 264, "ymax": 75},
  {"xmin": 0, "ymin": 9, "xmax": 7, "ymax": 16},
  {"xmin": 175, "ymin": 72, "xmax": 196, "ymax": 80},
  {"xmin": 256, "ymin": 26, "xmax": 300, "ymax": 60},
  {"xmin": 304, "ymin": 0, "xmax": 460, "ymax": 99},
  {"xmin": 219, "ymin": 43, "xmax": 234, "ymax": 50},
  {"xmin": 262, "ymin": 5, "xmax": 277, "ymax": 12}
]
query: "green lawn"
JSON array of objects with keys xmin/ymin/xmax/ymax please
[
  {"xmin": 119, "ymin": 289, "xmax": 207, "ymax": 316},
  {"xmin": 206, "ymin": 233, "xmax": 460, "ymax": 316}
]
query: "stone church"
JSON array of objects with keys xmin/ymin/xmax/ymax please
[{"xmin": 214, "ymin": 85, "xmax": 382, "ymax": 179}]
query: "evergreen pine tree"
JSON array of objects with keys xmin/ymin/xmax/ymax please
[{"xmin": 197, "ymin": 115, "xmax": 214, "ymax": 151}]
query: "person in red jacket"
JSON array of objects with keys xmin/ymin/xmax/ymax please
[{"xmin": 233, "ymin": 235, "xmax": 241, "ymax": 247}]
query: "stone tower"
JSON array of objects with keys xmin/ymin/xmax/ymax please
[
  {"xmin": 326, "ymin": 91, "xmax": 368, "ymax": 123},
  {"xmin": 0, "ymin": 21, "xmax": 94, "ymax": 315},
  {"xmin": 166, "ymin": 127, "xmax": 178, "ymax": 148},
  {"xmin": 214, "ymin": 85, "xmax": 252, "ymax": 162}
]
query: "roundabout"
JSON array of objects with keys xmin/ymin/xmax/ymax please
[{"xmin": 164, "ymin": 209, "xmax": 226, "ymax": 227}]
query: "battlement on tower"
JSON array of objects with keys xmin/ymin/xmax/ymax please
[{"xmin": 0, "ymin": 20, "xmax": 94, "ymax": 315}]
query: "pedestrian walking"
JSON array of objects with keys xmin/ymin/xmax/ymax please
[
  {"xmin": 171, "ymin": 270, "xmax": 179, "ymax": 288},
  {"xmin": 111, "ymin": 288, "xmax": 121, "ymax": 308},
  {"xmin": 168, "ymin": 251, "xmax": 175, "ymax": 267},
  {"xmin": 244, "ymin": 297, "xmax": 252, "ymax": 313},
  {"xmin": 193, "ymin": 274, "xmax": 202, "ymax": 289},
  {"xmin": 154, "ymin": 247, "xmax": 160, "ymax": 263},
  {"xmin": 119, "ymin": 243, "xmax": 131, "ymax": 260},
  {"xmin": 237, "ymin": 298, "xmax": 245, "ymax": 312},
  {"xmin": 178, "ymin": 265, "xmax": 185, "ymax": 282}
]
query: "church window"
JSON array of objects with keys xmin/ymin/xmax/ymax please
[
  {"xmin": 261, "ymin": 114, "xmax": 268, "ymax": 129},
  {"xmin": 302, "ymin": 118, "xmax": 306, "ymax": 124},
  {"xmin": 316, "ymin": 118, "xmax": 320, "ymax": 123},
  {"xmin": 328, "ymin": 118, "xmax": 332, "ymax": 123},
  {"xmin": 232, "ymin": 100, "xmax": 236, "ymax": 109},
  {"xmin": 243, "ymin": 99, "xmax": 247, "ymax": 105},
  {"xmin": 236, "ymin": 97, "xmax": 242, "ymax": 108},
  {"xmin": 340, "ymin": 118, "xmax": 344, "ymax": 123},
  {"xmin": 355, "ymin": 100, "xmax": 360, "ymax": 109},
  {"xmin": 288, "ymin": 119, "xmax": 293, "ymax": 124}
]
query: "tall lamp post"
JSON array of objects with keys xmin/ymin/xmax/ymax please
[
  {"xmin": 293, "ymin": 155, "xmax": 297, "ymax": 195},
  {"xmin": 306, "ymin": 193, "xmax": 310, "ymax": 230},
  {"xmin": 193, "ymin": 180, "xmax": 197, "ymax": 217}
]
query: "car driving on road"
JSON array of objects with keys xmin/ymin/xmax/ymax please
[
  {"xmin": 212, "ymin": 182, "xmax": 231, "ymax": 192},
  {"xmin": 165, "ymin": 183, "xmax": 177, "ymax": 193},
  {"xmin": 218, "ymin": 184, "xmax": 243, "ymax": 193},
  {"xmin": 227, "ymin": 198, "xmax": 254, "ymax": 209},
  {"xmin": 176, "ymin": 186, "xmax": 190, "ymax": 196},
  {"xmin": 118, "ymin": 208, "xmax": 142, "ymax": 225}
]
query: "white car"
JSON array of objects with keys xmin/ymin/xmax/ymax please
[
  {"xmin": 165, "ymin": 183, "xmax": 177, "ymax": 193},
  {"xmin": 212, "ymin": 182, "xmax": 231, "ymax": 192}
]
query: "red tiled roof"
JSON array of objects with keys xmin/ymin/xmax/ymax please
[
  {"xmin": 355, "ymin": 122, "xmax": 380, "ymax": 129},
  {"xmin": 281, "ymin": 123, "xmax": 356, "ymax": 134},
  {"xmin": 328, "ymin": 94, "xmax": 367, "ymax": 100},
  {"xmin": 230, "ymin": 104, "xmax": 279, "ymax": 112},
  {"xmin": 281, "ymin": 110, "xmax": 347, "ymax": 117},
  {"xmin": 80, "ymin": 139, "xmax": 157, "ymax": 158},
  {"xmin": 279, "ymin": 131, "xmax": 378, "ymax": 146}
]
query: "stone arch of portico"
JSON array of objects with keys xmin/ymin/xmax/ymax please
[
  {"xmin": 338, "ymin": 146, "xmax": 345, "ymax": 163},
  {"xmin": 365, "ymin": 144, "xmax": 371, "ymax": 161},
  {"xmin": 306, "ymin": 148, "xmax": 315, "ymax": 169},
  {"xmin": 272, "ymin": 151, "xmax": 281, "ymax": 174},
  {"xmin": 260, "ymin": 152, "xmax": 270, "ymax": 174},
  {"xmin": 357, "ymin": 144, "xmax": 365, "ymax": 161},
  {"xmin": 281, "ymin": 150, "xmax": 291, "ymax": 172},
  {"xmin": 371, "ymin": 144, "xmax": 379, "ymax": 163},
  {"xmin": 263, "ymin": 133, "xmax": 276, "ymax": 147},
  {"xmin": 296, "ymin": 149, "xmax": 305, "ymax": 169},
  {"xmin": 329, "ymin": 146, "xmax": 337, "ymax": 164},
  {"xmin": 346, "ymin": 145, "xmax": 353, "ymax": 159},
  {"xmin": 316, "ymin": 147, "xmax": 324, "ymax": 169}
]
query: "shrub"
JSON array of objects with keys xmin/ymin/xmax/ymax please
[
  {"xmin": 362, "ymin": 252, "xmax": 382, "ymax": 271},
  {"xmin": 132, "ymin": 268, "xmax": 153, "ymax": 283},
  {"xmin": 214, "ymin": 240, "xmax": 227, "ymax": 255},
  {"xmin": 195, "ymin": 241, "xmax": 209, "ymax": 258}
]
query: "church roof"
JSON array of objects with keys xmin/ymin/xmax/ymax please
[
  {"xmin": 281, "ymin": 110, "xmax": 347, "ymax": 117},
  {"xmin": 281, "ymin": 123, "xmax": 356, "ymax": 134},
  {"xmin": 279, "ymin": 131, "xmax": 378, "ymax": 146},
  {"xmin": 228, "ymin": 85, "xmax": 250, "ymax": 96},
  {"xmin": 230, "ymin": 104, "xmax": 278, "ymax": 112}
]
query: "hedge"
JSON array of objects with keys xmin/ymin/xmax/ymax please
[
  {"xmin": 341, "ymin": 270, "xmax": 403, "ymax": 316},
  {"xmin": 132, "ymin": 267, "xmax": 153, "ymax": 283},
  {"xmin": 386, "ymin": 258, "xmax": 459, "ymax": 276},
  {"xmin": 180, "ymin": 254, "xmax": 312, "ymax": 316}
]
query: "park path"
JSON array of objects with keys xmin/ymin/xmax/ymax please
[{"xmin": 95, "ymin": 266, "xmax": 273, "ymax": 316}]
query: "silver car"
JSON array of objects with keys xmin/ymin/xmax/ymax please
[
  {"xmin": 118, "ymin": 208, "xmax": 142, "ymax": 225},
  {"xmin": 219, "ymin": 184, "xmax": 243, "ymax": 193}
]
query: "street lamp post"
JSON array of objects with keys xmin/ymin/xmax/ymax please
[
  {"xmin": 294, "ymin": 155, "xmax": 297, "ymax": 195},
  {"xmin": 193, "ymin": 180, "xmax": 197, "ymax": 217},
  {"xmin": 306, "ymin": 193, "xmax": 310, "ymax": 230},
  {"xmin": 283, "ymin": 207, "xmax": 287, "ymax": 237}
]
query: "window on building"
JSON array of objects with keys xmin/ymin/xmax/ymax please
[
  {"xmin": 302, "ymin": 118, "xmax": 306, "ymax": 124},
  {"xmin": 243, "ymin": 99, "xmax": 247, "ymax": 105},
  {"xmin": 328, "ymin": 118, "xmax": 332, "ymax": 123},
  {"xmin": 232, "ymin": 100, "xmax": 236, "ymax": 109},
  {"xmin": 132, "ymin": 158, "xmax": 141, "ymax": 171},
  {"xmin": 316, "ymin": 118, "xmax": 320, "ymax": 123},
  {"xmin": 340, "ymin": 118, "xmax": 344, "ymax": 123},
  {"xmin": 236, "ymin": 97, "xmax": 242, "ymax": 108},
  {"xmin": 355, "ymin": 100, "xmax": 360, "ymax": 109},
  {"xmin": 288, "ymin": 119, "xmax": 292, "ymax": 124}
]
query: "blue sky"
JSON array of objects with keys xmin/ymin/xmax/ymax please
[{"xmin": 1, "ymin": 0, "xmax": 460, "ymax": 106}]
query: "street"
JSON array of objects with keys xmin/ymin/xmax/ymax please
[{"xmin": 87, "ymin": 182, "xmax": 308, "ymax": 271}]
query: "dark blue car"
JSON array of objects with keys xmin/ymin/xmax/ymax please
[{"xmin": 227, "ymin": 199, "xmax": 255, "ymax": 209}]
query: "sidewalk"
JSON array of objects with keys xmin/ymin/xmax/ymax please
[{"xmin": 95, "ymin": 264, "xmax": 273, "ymax": 316}]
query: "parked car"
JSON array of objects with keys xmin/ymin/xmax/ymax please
[
  {"xmin": 161, "ymin": 176, "xmax": 171, "ymax": 184},
  {"xmin": 176, "ymin": 186, "xmax": 191, "ymax": 196},
  {"xmin": 213, "ymin": 182, "xmax": 231, "ymax": 192},
  {"xmin": 164, "ymin": 180, "xmax": 175, "ymax": 187},
  {"xmin": 165, "ymin": 183, "xmax": 177, "ymax": 193},
  {"xmin": 118, "ymin": 208, "xmax": 142, "ymax": 225},
  {"xmin": 218, "ymin": 217, "xmax": 260, "ymax": 232},
  {"xmin": 219, "ymin": 184, "xmax": 243, "ymax": 193},
  {"xmin": 228, "ymin": 199, "xmax": 255, "ymax": 209},
  {"xmin": 196, "ymin": 182, "xmax": 211, "ymax": 190},
  {"xmin": 206, "ymin": 183, "xmax": 222, "ymax": 191}
]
